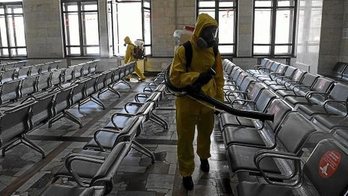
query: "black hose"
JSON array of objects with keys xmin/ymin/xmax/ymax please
[{"xmin": 165, "ymin": 66, "xmax": 274, "ymax": 121}]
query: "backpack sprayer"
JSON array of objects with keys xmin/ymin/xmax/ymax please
[{"xmin": 164, "ymin": 66, "xmax": 274, "ymax": 122}]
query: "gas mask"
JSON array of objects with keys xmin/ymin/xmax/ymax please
[{"xmin": 197, "ymin": 26, "xmax": 218, "ymax": 48}]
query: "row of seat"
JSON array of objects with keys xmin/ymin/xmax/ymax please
[
  {"xmin": 324, "ymin": 61, "xmax": 348, "ymax": 82},
  {"xmin": 229, "ymin": 58, "xmax": 348, "ymax": 132},
  {"xmin": 42, "ymin": 70, "xmax": 169, "ymax": 195},
  {"xmin": 220, "ymin": 59, "xmax": 348, "ymax": 196},
  {"xmin": 0, "ymin": 60, "xmax": 63, "ymax": 84},
  {"xmin": 0, "ymin": 60, "xmax": 27, "ymax": 71},
  {"xmin": 0, "ymin": 62, "xmax": 136, "ymax": 159},
  {"xmin": 0, "ymin": 60, "xmax": 98, "ymax": 105}
]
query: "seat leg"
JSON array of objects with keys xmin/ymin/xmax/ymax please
[
  {"xmin": 22, "ymin": 136, "xmax": 46, "ymax": 158},
  {"xmin": 97, "ymin": 88, "xmax": 107, "ymax": 98},
  {"xmin": 90, "ymin": 96, "xmax": 105, "ymax": 110},
  {"xmin": 107, "ymin": 85, "xmax": 121, "ymax": 97},
  {"xmin": 150, "ymin": 112, "xmax": 168, "ymax": 130},
  {"xmin": 1, "ymin": 139, "xmax": 20, "ymax": 156},
  {"xmin": 48, "ymin": 113, "xmax": 63, "ymax": 128},
  {"xmin": 65, "ymin": 111, "xmax": 82, "ymax": 128},
  {"xmin": 131, "ymin": 140, "xmax": 155, "ymax": 164},
  {"xmin": 119, "ymin": 79, "xmax": 132, "ymax": 88}
]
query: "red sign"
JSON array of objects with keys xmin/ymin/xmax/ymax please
[{"xmin": 319, "ymin": 150, "xmax": 342, "ymax": 178}]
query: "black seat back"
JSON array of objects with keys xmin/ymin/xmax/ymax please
[
  {"xmin": 0, "ymin": 100, "xmax": 36, "ymax": 145},
  {"xmin": 304, "ymin": 138, "xmax": 348, "ymax": 196},
  {"xmin": 264, "ymin": 99, "xmax": 292, "ymax": 131},
  {"xmin": 277, "ymin": 113, "xmax": 316, "ymax": 154}
]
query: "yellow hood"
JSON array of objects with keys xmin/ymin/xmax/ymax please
[
  {"xmin": 192, "ymin": 13, "xmax": 218, "ymax": 42},
  {"xmin": 124, "ymin": 36, "xmax": 132, "ymax": 45}
]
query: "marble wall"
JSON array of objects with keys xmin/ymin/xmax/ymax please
[
  {"xmin": 340, "ymin": 1, "xmax": 348, "ymax": 63},
  {"xmin": 318, "ymin": 0, "xmax": 344, "ymax": 74}
]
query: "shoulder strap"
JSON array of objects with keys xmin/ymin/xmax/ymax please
[
  {"xmin": 213, "ymin": 45, "xmax": 218, "ymax": 57},
  {"xmin": 183, "ymin": 41, "xmax": 219, "ymax": 72},
  {"xmin": 183, "ymin": 41, "xmax": 192, "ymax": 72}
]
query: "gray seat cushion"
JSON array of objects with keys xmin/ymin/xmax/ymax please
[
  {"xmin": 227, "ymin": 145, "xmax": 280, "ymax": 174},
  {"xmin": 223, "ymin": 126, "xmax": 265, "ymax": 147}
]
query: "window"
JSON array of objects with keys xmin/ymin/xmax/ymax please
[
  {"xmin": 197, "ymin": 0, "xmax": 237, "ymax": 56},
  {"xmin": 62, "ymin": 0, "xmax": 99, "ymax": 57},
  {"xmin": 0, "ymin": 1, "xmax": 26, "ymax": 58},
  {"xmin": 109, "ymin": 0, "xmax": 152, "ymax": 56},
  {"xmin": 253, "ymin": 0, "xmax": 297, "ymax": 56}
]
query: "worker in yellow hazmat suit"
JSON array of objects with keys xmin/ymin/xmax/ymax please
[
  {"xmin": 124, "ymin": 36, "xmax": 146, "ymax": 81},
  {"xmin": 169, "ymin": 13, "xmax": 224, "ymax": 190}
]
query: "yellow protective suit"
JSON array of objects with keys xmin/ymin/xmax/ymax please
[
  {"xmin": 169, "ymin": 14, "xmax": 224, "ymax": 177},
  {"xmin": 124, "ymin": 36, "xmax": 146, "ymax": 80}
]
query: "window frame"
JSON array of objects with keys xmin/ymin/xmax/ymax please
[
  {"xmin": 61, "ymin": 0, "xmax": 100, "ymax": 57},
  {"xmin": 252, "ymin": 0, "xmax": 298, "ymax": 57},
  {"xmin": 0, "ymin": 1, "xmax": 27, "ymax": 58},
  {"xmin": 196, "ymin": 0, "xmax": 238, "ymax": 57}
]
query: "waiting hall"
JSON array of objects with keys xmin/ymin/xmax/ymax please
[{"xmin": 0, "ymin": 0, "xmax": 347, "ymax": 195}]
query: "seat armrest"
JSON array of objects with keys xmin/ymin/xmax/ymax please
[
  {"xmin": 254, "ymin": 150, "xmax": 303, "ymax": 187},
  {"xmin": 124, "ymin": 102, "xmax": 145, "ymax": 113},
  {"xmin": 134, "ymin": 93, "xmax": 151, "ymax": 102},
  {"xmin": 111, "ymin": 112, "xmax": 135, "ymax": 128},
  {"xmin": 93, "ymin": 128, "xmax": 122, "ymax": 151},
  {"xmin": 323, "ymin": 100, "xmax": 348, "ymax": 115},
  {"xmin": 66, "ymin": 153, "xmax": 105, "ymax": 161},
  {"xmin": 305, "ymin": 91, "xmax": 328, "ymax": 99},
  {"xmin": 65, "ymin": 156, "xmax": 104, "ymax": 187}
]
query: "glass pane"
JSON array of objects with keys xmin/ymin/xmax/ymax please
[
  {"xmin": 17, "ymin": 48, "xmax": 26, "ymax": 56},
  {"xmin": 0, "ymin": 0, "xmax": 22, "ymax": 2},
  {"xmin": 11, "ymin": 48, "xmax": 26, "ymax": 56},
  {"xmin": 7, "ymin": 15, "xmax": 15, "ymax": 46},
  {"xmin": 219, "ymin": 9, "xmax": 235, "ymax": 44},
  {"xmin": 144, "ymin": 9, "xmax": 151, "ymax": 45},
  {"xmin": 254, "ymin": 45, "xmax": 270, "ymax": 54},
  {"xmin": 255, "ymin": 0, "xmax": 272, "ymax": 7},
  {"xmin": 198, "ymin": 9, "xmax": 215, "ymax": 19},
  {"xmin": 118, "ymin": 3, "xmax": 142, "ymax": 56},
  {"xmin": 254, "ymin": 9, "xmax": 271, "ymax": 44},
  {"xmin": 218, "ymin": 45, "xmax": 234, "ymax": 54},
  {"xmin": 144, "ymin": 46, "xmax": 151, "ymax": 55},
  {"xmin": 275, "ymin": 45, "xmax": 291, "ymax": 54},
  {"xmin": 82, "ymin": 12, "xmax": 99, "ymax": 45},
  {"xmin": 143, "ymin": 0, "xmax": 150, "ymax": 8},
  {"xmin": 0, "ymin": 16, "xmax": 8, "ymax": 47},
  {"xmin": 1, "ymin": 49, "xmax": 9, "ymax": 56},
  {"xmin": 85, "ymin": 46, "xmax": 99, "ymax": 55},
  {"xmin": 81, "ymin": 2, "xmax": 98, "ymax": 11},
  {"xmin": 277, "ymin": 0, "xmax": 295, "ymax": 7},
  {"xmin": 67, "ymin": 47, "xmax": 80, "ymax": 55},
  {"xmin": 10, "ymin": 48, "xmax": 17, "ymax": 56},
  {"xmin": 6, "ymin": 5, "xmax": 22, "ymax": 14},
  {"xmin": 64, "ymin": 12, "xmax": 80, "ymax": 45},
  {"xmin": 199, "ymin": 0, "xmax": 215, "ymax": 7},
  {"xmin": 64, "ymin": 3, "xmax": 78, "ymax": 12},
  {"xmin": 14, "ymin": 15, "xmax": 26, "ymax": 46},
  {"xmin": 0, "ymin": 7, "xmax": 4, "ymax": 14},
  {"xmin": 275, "ymin": 9, "xmax": 294, "ymax": 44},
  {"xmin": 219, "ymin": 1, "xmax": 235, "ymax": 7}
]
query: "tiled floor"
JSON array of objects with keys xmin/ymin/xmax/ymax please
[{"xmin": 0, "ymin": 79, "xmax": 234, "ymax": 196}]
